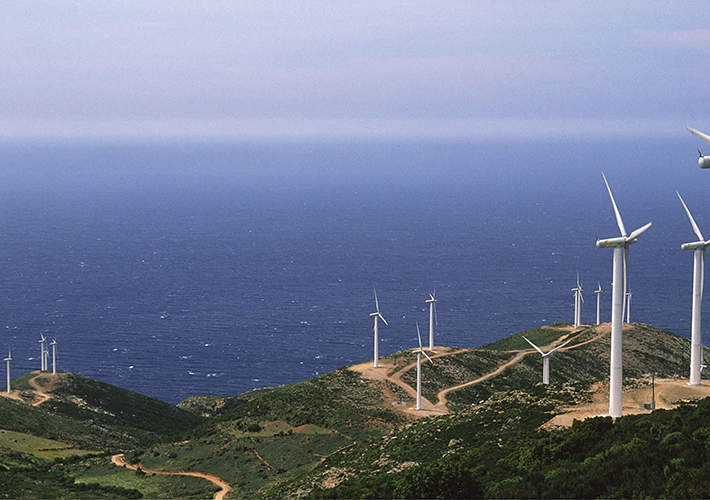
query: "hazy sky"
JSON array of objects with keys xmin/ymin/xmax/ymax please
[{"xmin": 1, "ymin": 1, "xmax": 709, "ymax": 141}]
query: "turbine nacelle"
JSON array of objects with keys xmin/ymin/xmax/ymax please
[
  {"xmin": 681, "ymin": 241, "xmax": 709, "ymax": 251},
  {"xmin": 687, "ymin": 127, "xmax": 710, "ymax": 168},
  {"xmin": 596, "ymin": 236, "xmax": 636, "ymax": 248}
]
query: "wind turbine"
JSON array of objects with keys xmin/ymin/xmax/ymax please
[
  {"xmin": 572, "ymin": 273, "xmax": 583, "ymax": 327},
  {"xmin": 414, "ymin": 323, "xmax": 433, "ymax": 410},
  {"xmin": 425, "ymin": 291, "xmax": 437, "ymax": 351},
  {"xmin": 370, "ymin": 288, "xmax": 388, "ymax": 368},
  {"xmin": 624, "ymin": 292, "xmax": 632, "ymax": 323},
  {"xmin": 596, "ymin": 172, "xmax": 652, "ymax": 418},
  {"xmin": 4, "ymin": 350, "xmax": 11, "ymax": 394},
  {"xmin": 39, "ymin": 334, "xmax": 46, "ymax": 371},
  {"xmin": 523, "ymin": 336, "xmax": 571, "ymax": 385},
  {"xmin": 687, "ymin": 126, "xmax": 710, "ymax": 169},
  {"xmin": 50, "ymin": 339, "xmax": 57, "ymax": 375},
  {"xmin": 594, "ymin": 282, "xmax": 602, "ymax": 325},
  {"xmin": 677, "ymin": 191, "xmax": 710, "ymax": 385}
]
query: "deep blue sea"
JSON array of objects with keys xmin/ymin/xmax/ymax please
[{"xmin": 0, "ymin": 138, "xmax": 706, "ymax": 404}]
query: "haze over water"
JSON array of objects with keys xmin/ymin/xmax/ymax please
[{"xmin": 0, "ymin": 138, "xmax": 705, "ymax": 403}]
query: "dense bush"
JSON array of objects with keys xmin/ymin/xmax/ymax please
[{"xmin": 316, "ymin": 398, "xmax": 710, "ymax": 498}]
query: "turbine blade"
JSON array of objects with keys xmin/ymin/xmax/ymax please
[
  {"xmin": 373, "ymin": 287, "xmax": 380, "ymax": 313},
  {"xmin": 627, "ymin": 222, "xmax": 652, "ymax": 241},
  {"xmin": 602, "ymin": 172, "xmax": 627, "ymax": 237},
  {"xmin": 522, "ymin": 335, "xmax": 545, "ymax": 356},
  {"xmin": 433, "ymin": 301, "xmax": 439, "ymax": 326},
  {"xmin": 423, "ymin": 351, "xmax": 433, "ymax": 363},
  {"xmin": 378, "ymin": 313, "xmax": 388, "ymax": 326},
  {"xmin": 688, "ymin": 126, "xmax": 710, "ymax": 146},
  {"xmin": 416, "ymin": 322, "xmax": 423, "ymax": 349},
  {"xmin": 548, "ymin": 339, "xmax": 572, "ymax": 354},
  {"xmin": 677, "ymin": 191, "xmax": 705, "ymax": 241}
]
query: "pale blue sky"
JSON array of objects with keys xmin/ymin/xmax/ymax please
[{"xmin": 1, "ymin": 1, "xmax": 709, "ymax": 141}]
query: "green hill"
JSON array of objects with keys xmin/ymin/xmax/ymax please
[
  {"xmin": 0, "ymin": 372, "xmax": 205, "ymax": 451},
  {"xmin": 2, "ymin": 323, "xmax": 710, "ymax": 499}
]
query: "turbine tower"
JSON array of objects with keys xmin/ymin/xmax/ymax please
[
  {"xmin": 594, "ymin": 282, "xmax": 602, "ymax": 325},
  {"xmin": 677, "ymin": 191, "xmax": 709, "ymax": 385},
  {"xmin": 523, "ymin": 336, "xmax": 571, "ymax": 384},
  {"xmin": 596, "ymin": 172, "xmax": 651, "ymax": 418},
  {"xmin": 425, "ymin": 291, "xmax": 437, "ymax": 351},
  {"xmin": 50, "ymin": 339, "xmax": 57, "ymax": 375},
  {"xmin": 4, "ymin": 350, "xmax": 11, "ymax": 394},
  {"xmin": 370, "ymin": 288, "xmax": 388, "ymax": 368},
  {"xmin": 414, "ymin": 323, "xmax": 433, "ymax": 410}
]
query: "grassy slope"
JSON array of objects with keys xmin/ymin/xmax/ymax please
[
  {"xmin": 131, "ymin": 367, "xmax": 406, "ymax": 497},
  {"xmin": 44, "ymin": 373, "xmax": 206, "ymax": 450},
  {"xmin": 0, "ymin": 373, "xmax": 205, "ymax": 452},
  {"xmin": 271, "ymin": 324, "xmax": 707, "ymax": 498},
  {"xmin": 1, "ymin": 323, "xmax": 704, "ymax": 499}
]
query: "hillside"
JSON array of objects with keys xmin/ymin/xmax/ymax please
[
  {"xmin": 119, "ymin": 323, "xmax": 710, "ymax": 498},
  {"xmin": 2, "ymin": 322, "xmax": 710, "ymax": 499},
  {"xmin": 1, "ymin": 371, "xmax": 205, "ymax": 451}
]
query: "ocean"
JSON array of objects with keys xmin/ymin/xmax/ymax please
[{"xmin": 0, "ymin": 137, "xmax": 705, "ymax": 404}]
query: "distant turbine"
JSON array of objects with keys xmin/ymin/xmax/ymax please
[
  {"xmin": 370, "ymin": 288, "xmax": 388, "ymax": 368},
  {"xmin": 50, "ymin": 339, "xmax": 57, "ymax": 376},
  {"xmin": 624, "ymin": 292, "xmax": 632, "ymax": 323},
  {"xmin": 39, "ymin": 334, "xmax": 47, "ymax": 371},
  {"xmin": 414, "ymin": 323, "xmax": 433, "ymax": 410},
  {"xmin": 596, "ymin": 172, "xmax": 651, "ymax": 418},
  {"xmin": 4, "ymin": 350, "xmax": 11, "ymax": 394},
  {"xmin": 594, "ymin": 282, "xmax": 602, "ymax": 325},
  {"xmin": 523, "ymin": 336, "xmax": 571, "ymax": 385},
  {"xmin": 677, "ymin": 191, "xmax": 710, "ymax": 385},
  {"xmin": 425, "ymin": 291, "xmax": 437, "ymax": 351},
  {"xmin": 572, "ymin": 273, "xmax": 583, "ymax": 327}
]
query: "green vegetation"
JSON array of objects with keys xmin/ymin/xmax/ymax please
[
  {"xmin": 0, "ymin": 429, "xmax": 95, "ymax": 459},
  {"xmin": 70, "ymin": 456, "xmax": 217, "ymax": 499},
  {"xmin": 46, "ymin": 373, "xmax": 205, "ymax": 449},
  {"xmin": 177, "ymin": 388, "xmax": 276, "ymax": 418},
  {"xmin": 315, "ymin": 399, "xmax": 710, "ymax": 498},
  {"xmin": 481, "ymin": 326, "xmax": 576, "ymax": 351},
  {"xmin": 0, "ymin": 452, "xmax": 142, "ymax": 499},
  {"xmin": 1, "ymin": 323, "xmax": 709, "ymax": 499},
  {"xmin": 0, "ymin": 373, "xmax": 205, "ymax": 451}
]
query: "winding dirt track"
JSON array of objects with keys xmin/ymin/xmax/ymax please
[
  {"xmin": 112, "ymin": 453, "xmax": 232, "ymax": 500},
  {"xmin": 350, "ymin": 326, "xmax": 598, "ymax": 418},
  {"xmin": 0, "ymin": 371, "xmax": 57, "ymax": 406}
]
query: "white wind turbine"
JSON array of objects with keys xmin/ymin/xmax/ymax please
[
  {"xmin": 572, "ymin": 273, "xmax": 583, "ymax": 327},
  {"xmin": 50, "ymin": 339, "xmax": 57, "ymax": 375},
  {"xmin": 523, "ymin": 336, "xmax": 571, "ymax": 385},
  {"xmin": 624, "ymin": 292, "xmax": 632, "ymax": 323},
  {"xmin": 414, "ymin": 323, "xmax": 433, "ymax": 410},
  {"xmin": 370, "ymin": 288, "xmax": 388, "ymax": 368},
  {"xmin": 677, "ymin": 191, "xmax": 710, "ymax": 385},
  {"xmin": 39, "ymin": 334, "xmax": 46, "ymax": 371},
  {"xmin": 594, "ymin": 282, "xmax": 602, "ymax": 325},
  {"xmin": 4, "ymin": 350, "xmax": 11, "ymax": 394},
  {"xmin": 425, "ymin": 291, "xmax": 437, "ymax": 351},
  {"xmin": 596, "ymin": 172, "xmax": 652, "ymax": 418}
]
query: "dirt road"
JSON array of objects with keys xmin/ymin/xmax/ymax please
[{"xmin": 112, "ymin": 453, "xmax": 232, "ymax": 500}]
